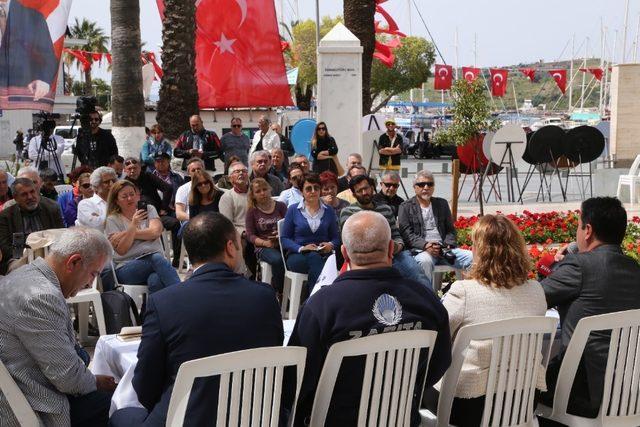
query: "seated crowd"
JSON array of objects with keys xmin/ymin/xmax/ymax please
[{"xmin": 0, "ymin": 112, "xmax": 638, "ymax": 427}]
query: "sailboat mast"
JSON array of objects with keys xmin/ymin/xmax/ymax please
[
  {"xmin": 622, "ymin": 0, "xmax": 630, "ymax": 62},
  {"xmin": 580, "ymin": 38, "xmax": 589, "ymax": 109},
  {"xmin": 569, "ymin": 34, "xmax": 575, "ymax": 111}
]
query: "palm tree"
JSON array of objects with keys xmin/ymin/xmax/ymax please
[
  {"xmin": 156, "ymin": 0, "xmax": 199, "ymax": 140},
  {"xmin": 110, "ymin": 0, "xmax": 146, "ymax": 158},
  {"xmin": 344, "ymin": 0, "xmax": 376, "ymax": 114},
  {"xmin": 68, "ymin": 18, "xmax": 110, "ymax": 95}
]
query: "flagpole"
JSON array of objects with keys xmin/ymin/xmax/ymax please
[
  {"xmin": 633, "ymin": 13, "xmax": 640, "ymax": 62},
  {"xmin": 454, "ymin": 28, "xmax": 459, "ymax": 80},
  {"xmin": 314, "ymin": 0, "xmax": 320, "ymax": 47},
  {"xmin": 600, "ymin": 21, "xmax": 605, "ymax": 116},
  {"xmin": 569, "ymin": 34, "xmax": 574, "ymax": 111},
  {"xmin": 580, "ymin": 37, "xmax": 589, "ymax": 109},
  {"xmin": 622, "ymin": 0, "xmax": 630, "ymax": 63}
]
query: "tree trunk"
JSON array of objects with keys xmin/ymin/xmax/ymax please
[
  {"xmin": 157, "ymin": 0, "xmax": 199, "ymax": 140},
  {"xmin": 294, "ymin": 84, "xmax": 313, "ymax": 111},
  {"xmin": 83, "ymin": 69, "xmax": 93, "ymax": 96},
  {"xmin": 344, "ymin": 0, "xmax": 376, "ymax": 115},
  {"xmin": 111, "ymin": 0, "xmax": 146, "ymax": 157}
]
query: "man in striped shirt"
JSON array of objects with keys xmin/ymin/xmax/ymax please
[{"xmin": 339, "ymin": 175, "xmax": 431, "ymax": 289}]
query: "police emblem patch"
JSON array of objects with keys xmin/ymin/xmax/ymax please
[{"xmin": 372, "ymin": 294, "xmax": 403, "ymax": 326}]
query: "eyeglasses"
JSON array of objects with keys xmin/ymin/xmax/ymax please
[
  {"xmin": 231, "ymin": 169, "xmax": 248, "ymax": 175},
  {"xmin": 231, "ymin": 124, "xmax": 242, "ymax": 128},
  {"xmin": 255, "ymin": 159, "xmax": 268, "ymax": 164},
  {"xmin": 415, "ymin": 181, "xmax": 435, "ymax": 188},
  {"xmin": 382, "ymin": 182, "xmax": 399, "ymax": 188},
  {"xmin": 124, "ymin": 159, "xmax": 139, "ymax": 166},
  {"xmin": 80, "ymin": 183, "xmax": 92, "ymax": 189},
  {"xmin": 196, "ymin": 181, "xmax": 211, "ymax": 188},
  {"xmin": 303, "ymin": 185, "xmax": 320, "ymax": 192}
]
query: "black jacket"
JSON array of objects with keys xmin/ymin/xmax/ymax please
[
  {"xmin": 174, "ymin": 129, "xmax": 221, "ymax": 171},
  {"xmin": 397, "ymin": 196, "xmax": 456, "ymax": 249},
  {"xmin": 372, "ymin": 192, "xmax": 404, "ymax": 217},
  {"xmin": 126, "ymin": 172, "xmax": 173, "ymax": 213},
  {"xmin": 75, "ymin": 128, "xmax": 118, "ymax": 168},
  {"xmin": 0, "ymin": 198, "xmax": 63, "ymax": 274},
  {"xmin": 311, "ymin": 136, "xmax": 338, "ymax": 174},
  {"xmin": 541, "ymin": 245, "xmax": 640, "ymax": 412},
  {"xmin": 285, "ymin": 267, "xmax": 451, "ymax": 426},
  {"xmin": 378, "ymin": 132, "xmax": 403, "ymax": 168},
  {"xmin": 132, "ymin": 263, "xmax": 283, "ymax": 426}
]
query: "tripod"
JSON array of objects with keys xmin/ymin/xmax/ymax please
[{"xmin": 35, "ymin": 133, "xmax": 64, "ymax": 183}]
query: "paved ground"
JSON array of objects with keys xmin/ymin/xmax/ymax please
[{"xmin": 392, "ymin": 157, "xmax": 639, "ymax": 218}]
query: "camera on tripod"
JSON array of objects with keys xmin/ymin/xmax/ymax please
[
  {"xmin": 33, "ymin": 112, "xmax": 63, "ymax": 180},
  {"xmin": 70, "ymin": 96, "xmax": 98, "ymax": 170}
]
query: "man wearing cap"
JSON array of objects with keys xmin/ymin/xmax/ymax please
[{"xmin": 378, "ymin": 119, "xmax": 404, "ymax": 171}]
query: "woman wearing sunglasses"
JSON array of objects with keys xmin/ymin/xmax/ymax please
[
  {"xmin": 57, "ymin": 165, "xmax": 93, "ymax": 227},
  {"xmin": 310, "ymin": 122, "xmax": 339, "ymax": 174},
  {"xmin": 280, "ymin": 173, "xmax": 340, "ymax": 294},
  {"xmin": 61, "ymin": 172, "xmax": 94, "ymax": 227},
  {"xmin": 188, "ymin": 170, "xmax": 224, "ymax": 219}
]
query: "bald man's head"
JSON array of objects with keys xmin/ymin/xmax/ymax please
[{"xmin": 341, "ymin": 211, "xmax": 393, "ymax": 268}]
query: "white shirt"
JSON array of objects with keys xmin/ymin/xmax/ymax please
[
  {"xmin": 250, "ymin": 128, "xmax": 280, "ymax": 154},
  {"xmin": 28, "ymin": 135, "xmax": 65, "ymax": 176},
  {"xmin": 174, "ymin": 181, "xmax": 191, "ymax": 217},
  {"xmin": 277, "ymin": 187, "xmax": 303, "ymax": 207},
  {"xmin": 297, "ymin": 200, "xmax": 325, "ymax": 233},
  {"xmin": 76, "ymin": 194, "xmax": 108, "ymax": 231}
]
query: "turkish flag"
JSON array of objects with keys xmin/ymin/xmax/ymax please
[
  {"xmin": 490, "ymin": 69, "xmax": 508, "ymax": 97},
  {"xmin": 579, "ymin": 67, "xmax": 604, "ymax": 81},
  {"xmin": 548, "ymin": 69, "xmax": 567, "ymax": 94},
  {"xmin": 158, "ymin": 0, "xmax": 293, "ymax": 108},
  {"xmin": 462, "ymin": 66, "xmax": 480, "ymax": 82},
  {"xmin": 434, "ymin": 64, "xmax": 453, "ymax": 90},
  {"xmin": 520, "ymin": 68, "xmax": 536, "ymax": 82}
]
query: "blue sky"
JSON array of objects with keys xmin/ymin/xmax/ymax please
[{"xmin": 68, "ymin": 0, "xmax": 639, "ymax": 82}]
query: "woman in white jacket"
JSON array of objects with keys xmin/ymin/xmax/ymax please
[{"xmin": 425, "ymin": 214, "xmax": 548, "ymax": 427}]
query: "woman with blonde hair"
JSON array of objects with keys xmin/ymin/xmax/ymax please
[
  {"xmin": 104, "ymin": 180, "xmax": 180, "ymax": 293},
  {"xmin": 425, "ymin": 214, "xmax": 547, "ymax": 427},
  {"xmin": 245, "ymin": 178, "xmax": 287, "ymax": 292}
]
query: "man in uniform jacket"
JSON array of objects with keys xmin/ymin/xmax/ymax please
[
  {"xmin": 110, "ymin": 212, "xmax": 284, "ymax": 426},
  {"xmin": 0, "ymin": 178, "xmax": 64, "ymax": 274},
  {"xmin": 285, "ymin": 211, "xmax": 451, "ymax": 426},
  {"xmin": 540, "ymin": 197, "xmax": 640, "ymax": 418}
]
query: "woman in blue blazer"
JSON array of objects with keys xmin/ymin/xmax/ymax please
[{"xmin": 280, "ymin": 173, "xmax": 340, "ymax": 293}]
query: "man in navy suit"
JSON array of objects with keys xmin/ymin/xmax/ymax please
[
  {"xmin": 110, "ymin": 212, "xmax": 284, "ymax": 426},
  {"xmin": 0, "ymin": 0, "xmax": 59, "ymax": 104}
]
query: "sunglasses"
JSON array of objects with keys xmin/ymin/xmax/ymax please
[
  {"xmin": 303, "ymin": 185, "xmax": 321, "ymax": 192},
  {"xmin": 317, "ymin": 127, "xmax": 327, "ymax": 131},
  {"xmin": 415, "ymin": 181, "xmax": 435, "ymax": 188},
  {"xmin": 196, "ymin": 181, "xmax": 211, "ymax": 188},
  {"xmin": 382, "ymin": 182, "xmax": 399, "ymax": 188},
  {"xmin": 80, "ymin": 183, "xmax": 92, "ymax": 189},
  {"xmin": 124, "ymin": 159, "xmax": 139, "ymax": 166},
  {"xmin": 231, "ymin": 124, "xmax": 242, "ymax": 128}
]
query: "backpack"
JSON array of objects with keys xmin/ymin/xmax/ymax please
[{"xmin": 101, "ymin": 289, "xmax": 141, "ymax": 334}]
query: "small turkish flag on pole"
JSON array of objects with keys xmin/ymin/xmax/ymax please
[
  {"xmin": 462, "ymin": 66, "xmax": 481, "ymax": 82},
  {"xmin": 548, "ymin": 69, "xmax": 568, "ymax": 94},
  {"xmin": 520, "ymin": 68, "xmax": 536, "ymax": 82},
  {"xmin": 490, "ymin": 69, "xmax": 508, "ymax": 97},
  {"xmin": 434, "ymin": 64, "xmax": 453, "ymax": 90},
  {"xmin": 579, "ymin": 67, "xmax": 604, "ymax": 81}
]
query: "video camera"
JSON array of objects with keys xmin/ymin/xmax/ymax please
[
  {"xmin": 70, "ymin": 96, "xmax": 98, "ymax": 170},
  {"xmin": 33, "ymin": 112, "xmax": 59, "ymax": 152}
]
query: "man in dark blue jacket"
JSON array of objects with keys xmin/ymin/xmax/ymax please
[
  {"xmin": 285, "ymin": 210, "xmax": 451, "ymax": 426},
  {"xmin": 110, "ymin": 212, "xmax": 284, "ymax": 426}
]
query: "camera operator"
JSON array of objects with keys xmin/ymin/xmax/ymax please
[
  {"xmin": 28, "ymin": 120, "xmax": 65, "ymax": 179},
  {"xmin": 397, "ymin": 170, "xmax": 473, "ymax": 287},
  {"xmin": 75, "ymin": 111, "xmax": 118, "ymax": 168}
]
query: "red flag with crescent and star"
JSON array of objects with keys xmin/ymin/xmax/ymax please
[
  {"xmin": 0, "ymin": 0, "xmax": 72, "ymax": 111},
  {"xmin": 462, "ymin": 66, "xmax": 480, "ymax": 82},
  {"xmin": 157, "ymin": 0, "xmax": 293, "ymax": 108},
  {"xmin": 490, "ymin": 69, "xmax": 508, "ymax": 97},
  {"xmin": 433, "ymin": 64, "xmax": 452, "ymax": 90},
  {"xmin": 520, "ymin": 68, "xmax": 536, "ymax": 82},
  {"xmin": 548, "ymin": 69, "xmax": 567, "ymax": 94},
  {"xmin": 579, "ymin": 67, "xmax": 604, "ymax": 81}
]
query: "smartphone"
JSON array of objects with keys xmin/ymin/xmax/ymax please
[{"xmin": 137, "ymin": 200, "xmax": 148, "ymax": 211}]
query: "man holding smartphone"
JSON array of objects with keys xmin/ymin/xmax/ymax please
[{"xmin": 397, "ymin": 170, "xmax": 473, "ymax": 288}]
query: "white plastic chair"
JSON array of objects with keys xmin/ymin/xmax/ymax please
[
  {"xmin": 277, "ymin": 219, "xmax": 307, "ymax": 320},
  {"xmin": 432, "ymin": 265, "xmax": 463, "ymax": 293},
  {"xmin": 26, "ymin": 246, "xmax": 106, "ymax": 343},
  {"xmin": 109, "ymin": 260, "xmax": 147, "ymax": 320},
  {"xmin": 161, "ymin": 230, "xmax": 173, "ymax": 261},
  {"xmin": 616, "ymin": 154, "xmax": 640, "ymax": 206},
  {"xmin": 177, "ymin": 241, "xmax": 191, "ymax": 275},
  {"xmin": 536, "ymin": 309, "xmax": 640, "ymax": 426},
  {"xmin": 310, "ymin": 329, "xmax": 438, "ymax": 427},
  {"xmin": 166, "ymin": 346, "xmax": 307, "ymax": 427},
  {"xmin": 259, "ymin": 261, "xmax": 273, "ymax": 285},
  {"xmin": 0, "ymin": 358, "xmax": 40, "ymax": 427},
  {"xmin": 421, "ymin": 316, "xmax": 558, "ymax": 427}
]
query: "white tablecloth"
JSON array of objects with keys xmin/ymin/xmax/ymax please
[{"xmin": 91, "ymin": 319, "xmax": 298, "ymax": 415}]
